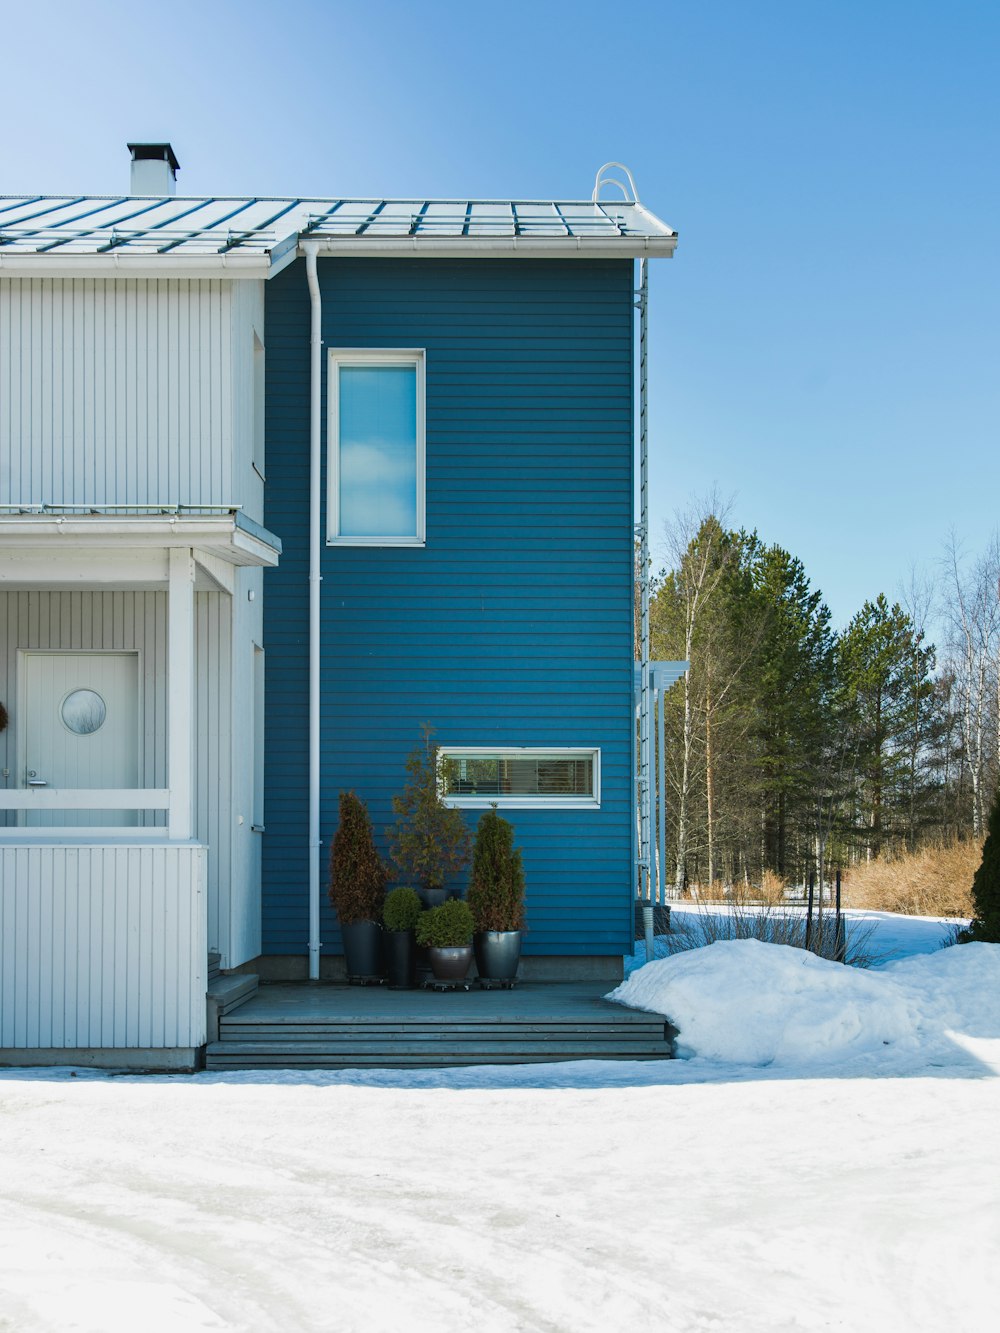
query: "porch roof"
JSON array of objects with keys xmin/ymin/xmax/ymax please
[{"xmin": 0, "ymin": 507, "xmax": 281, "ymax": 589}]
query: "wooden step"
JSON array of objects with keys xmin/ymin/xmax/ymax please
[
  {"xmin": 206, "ymin": 973, "xmax": 259, "ymax": 1043},
  {"xmin": 205, "ymin": 1044, "xmax": 671, "ymax": 1069},
  {"xmin": 206, "ymin": 1020, "xmax": 672, "ymax": 1069},
  {"xmin": 203, "ymin": 981, "xmax": 675, "ymax": 1070}
]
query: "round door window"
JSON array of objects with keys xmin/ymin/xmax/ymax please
[{"xmin": 61, "ymin": 689, "xmax": 107, "ymax": 735}]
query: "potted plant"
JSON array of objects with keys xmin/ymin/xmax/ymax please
[
  {"xmin": 415, "ymin": 897, "xmax": 475, "ymax": 982},
  {"xmin": 382, "ymin": 886, "xmax": 422, "ymax": 989},
  {"xmin": 328, "ymin": 790, "xmax": 386, "ymax": 982},
  {"xmin": 467, "ymin": 804, "xmax": 525, "ymax": 983},
  {"xmin": 387, "ymin": 725, "xmax": 472, "ymax": 907}
]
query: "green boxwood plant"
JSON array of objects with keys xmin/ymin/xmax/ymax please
[
  {"xmin": 383, "ymin": 886, "xmax": 422, "ymax": 933},
  {"xmin": 415, "ymin": 898, "xmax": 474, "ymax": 948}
]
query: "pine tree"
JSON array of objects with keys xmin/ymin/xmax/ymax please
[
  {"xmin": 967, "ymin": 786, "xmax": 1000, "ymax": 942},
  {"xmin": 837, "ymin": 595, "xmax": 937, "ymax": 858},
  {"xmin": 746, "ymin": 538, "xmax": 835, "ymax": 880}
]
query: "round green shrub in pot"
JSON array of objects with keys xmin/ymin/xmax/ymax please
[
  {"xmin": 467, "ymin": 804, "xmax": 525, "ymax": 983},
  {"xmin": 329, "ymin": 791, "xmax": 386, "ymax": 982},
  {"xmin": 382, "ymin": 886, "xmax": 422, "ymax": 989},
  {"xmin": 415, "ymin": 897, "xmax": 475, "ymax": 982}
]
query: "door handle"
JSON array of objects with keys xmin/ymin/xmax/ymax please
[{"xmin": 26, "ymin": 770, "xmax": 47, "ymax": 787}]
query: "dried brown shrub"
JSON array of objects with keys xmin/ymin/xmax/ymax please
[
  {"xmin": 843, "ymin": 840, "xmax": 979, "ymax": 919},
  {"xmin": 717, "ymin": 871, "xmax": 787, "ymax": 907}
]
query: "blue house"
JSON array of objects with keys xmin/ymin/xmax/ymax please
[{"xmin": 0, "ymin": 150, "xmax": 676, "ymax": 1066}]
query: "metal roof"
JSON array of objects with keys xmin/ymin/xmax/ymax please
[{"xmin": 0, "ymin": 193, "xmax": 676, "ymax": 276}]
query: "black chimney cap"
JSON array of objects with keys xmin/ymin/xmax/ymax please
[{"xmin": 127, "ymin": 142, "xmax": 180, "ymax": 174}]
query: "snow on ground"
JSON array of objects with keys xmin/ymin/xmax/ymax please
[
  {"xmin": 2, "ymin": 913, "xmax": 999, "ymax": 1332},
  {"xmin": 612, "ymin": 936, "xmax": 1000, "ymax": 1069}
]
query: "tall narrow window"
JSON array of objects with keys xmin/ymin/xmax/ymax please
[{"xmin": 328, "ymin": 349, "xmax": 425, "ymax": 545}]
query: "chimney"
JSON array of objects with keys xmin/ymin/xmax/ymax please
[{"xmin": 127, "ymin": 142, "xmax": 180, "ymax": 196}]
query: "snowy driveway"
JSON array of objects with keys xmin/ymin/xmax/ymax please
[
  {"xmin": 2, "ymin": 1055, "xmax": 999, "ymax": 1332},
  {"xmin": 3, "ymin": 923, "xmax": 999, "ymax": 1331}
]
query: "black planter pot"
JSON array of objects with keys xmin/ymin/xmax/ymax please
[
  {"xmin": 385, "ymin": 929, "xmax": 416, "ymax": 989},
  {"xmin": 428, "ymin": 944, "xmax": 473, "ymax": 982},
  {"xmin": 474, "ymin": 930, "xmax": 522, "ymax": 982},
  {"xmin": 419, "ymin": 887, "xmax": 449, "ymax": 909},
  {"xmin": 341, "ymin": 920, "xmax": 383, "ymax": 981}
]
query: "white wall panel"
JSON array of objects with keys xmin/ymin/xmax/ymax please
[
  {"xmin": 0, "ymin": 278, "xmax": 238, "ymax": 507},
  {"xmin": 0, "ymin": 843, "xmax": 207, "ymax": 1049},
  {"xmin": 194, "ymin": 590, "xmax": 232, "ymax": 957}
]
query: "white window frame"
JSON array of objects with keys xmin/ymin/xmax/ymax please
[
  {"xmin": 327, "ymin": 348, "xmax": 426, "ymax": 547},
  {"xmin": 438, "ymin": 746, "xmax": 601, "ymax": 811}
]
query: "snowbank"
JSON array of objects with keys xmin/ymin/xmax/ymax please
[{"xmin": 609, "ymin": 937, "xmax": 1000, "ymax": 1067}]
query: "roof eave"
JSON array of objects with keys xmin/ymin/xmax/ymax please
[
  {"xmin": 297, "ymin": 235, "xmax": 677, "ymax": 260},
  {"xmin": 0, "ymin": 253, "xmax": 272, "ymax": 279}
]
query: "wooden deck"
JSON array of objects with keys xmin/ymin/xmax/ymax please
[{"xmin": 205, "ymin": 981, "xmax": 674, "ymax": 1069}]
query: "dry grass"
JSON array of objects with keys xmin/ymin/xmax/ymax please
[
  {"xmin": 843, "ymin": 840, "xmax": 980, "ymax": 919},
  {"xmin": 665, "ymin": 902, "xmax": 880, "ymax": 968}
]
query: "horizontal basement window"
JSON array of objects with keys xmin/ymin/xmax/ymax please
[{"xmin": 440, "ymin": 747, "xmax": 600, "ymax": 810}]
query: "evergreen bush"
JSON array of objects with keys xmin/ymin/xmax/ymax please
[
  {"xmin": 387, "ymin": 725, "xmax": 472, "ymax": 890},
  {"xmin": 328, "ymin": 790, "xmax": 386, "ymax": 925},
  {"xmin": 415, "ymin": 898, "xmax": 474, "ymax": 948},
  {"xmin": 383, "ymin": 886, "xmax": 422, "ymax": 933},
  {"xmin": 965, "ymin": 787, "xmax": 1000, "ymax": 942},
  {"xmin": 467, "ymin": 804, "xmax": 526, "ymax": 932}
]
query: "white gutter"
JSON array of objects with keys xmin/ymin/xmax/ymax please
[
  {"xmin": 0, "ymin": 254, "xmax": 271, "ymax": 278},
  {"xmin": 298, "ymin": 236, "xmax": 676, "ymax": 260},
  {"xmin": 304, "ymin": 240, "xmax": 323, "ymax": 980}
]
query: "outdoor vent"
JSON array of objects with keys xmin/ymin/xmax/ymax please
[{"xmin": 127, "ymin": 142, "xmax": 180, "ymax": 196}]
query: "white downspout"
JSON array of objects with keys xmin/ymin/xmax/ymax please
[{"xmin": 304, "ymin": 241, "xmax": 322, "ymax": 980}]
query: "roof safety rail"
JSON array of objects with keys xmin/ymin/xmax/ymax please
[{"xmin": 591, "ymin": 162, "xmax": 642, "ymax": 206}]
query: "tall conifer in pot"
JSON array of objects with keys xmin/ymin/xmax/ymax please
[
  {"xmin": 387, "ymin": 725, "xmax": 471, "ymax": 904},
  {"xmin": 329, "ymin": 790, "xmax": 387, "ymax": 981},
  {"xmin": 468, "ymin": 803, "xmax": 525, "ymax": 984}
]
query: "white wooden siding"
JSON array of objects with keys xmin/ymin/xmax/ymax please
[
  {"xmin": 230, "ymin": 280, "xmax": 266, "ymax": 523},
  {"xmin": 0, "ymin": 278, "xmax": 242, "ymax": 507},
  {"xmin": 0, "ymin": 843, "xmax": 206, "ymax": 1049}
]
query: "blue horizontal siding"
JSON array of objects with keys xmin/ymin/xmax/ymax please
[{"xmin": 262, "ymin": 258, "xmax": 635, "ymax": 957}]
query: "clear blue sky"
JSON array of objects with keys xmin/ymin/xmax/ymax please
[{"xmin": 3, "ymin": 0, "xmax": 997, "ymax": 631}]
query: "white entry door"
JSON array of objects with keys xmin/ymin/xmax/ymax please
[{"xmin": 20, "ymin": 651, "xmax": 140, "ymax": 827}]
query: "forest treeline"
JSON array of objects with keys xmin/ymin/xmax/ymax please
[{"xmin": 646, "ymin": 510, "xmax": 1000, "ymax": 894}]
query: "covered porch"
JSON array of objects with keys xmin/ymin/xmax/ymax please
[{"xmin": 0, "ymin": 508, "xmax": 280, "ymax": 1066}]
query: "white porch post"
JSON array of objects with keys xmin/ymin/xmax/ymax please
[{"xmin": 168, "ymin": 547, "xmax": 196, "ymax": 840}]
